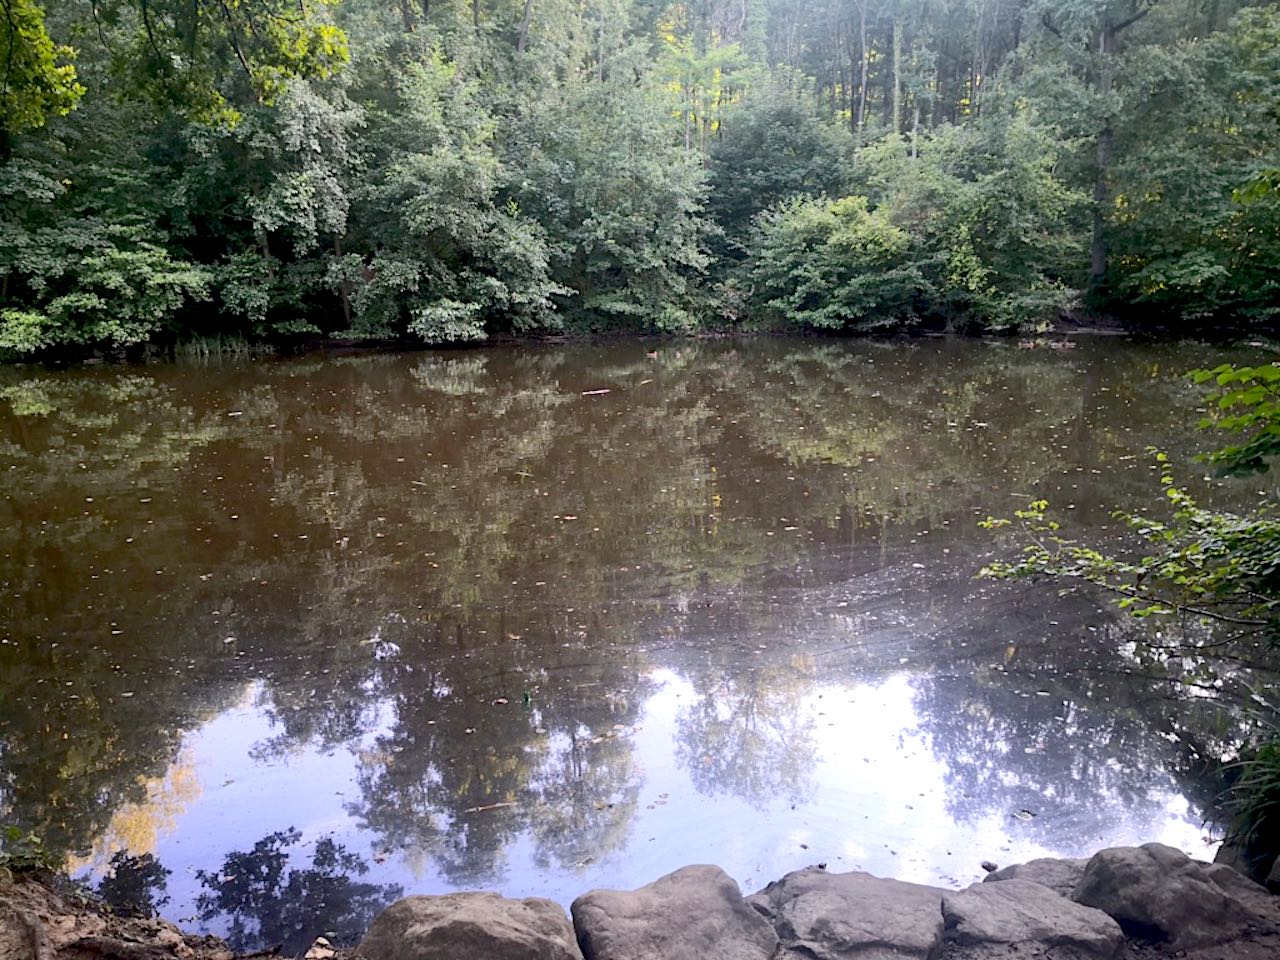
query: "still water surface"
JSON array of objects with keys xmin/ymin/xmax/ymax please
[{"xmin": 0, "ymin": 337, "xmax": 1271, "ymax": 950}]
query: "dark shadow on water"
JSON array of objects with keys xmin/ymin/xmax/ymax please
[
  {"xmin": 194, "ymin": 830, "xmax": 403, "ymax": 955},
  {"xmin": 95, "ymin": 852, "xmax": 172, "ymax": 919}
]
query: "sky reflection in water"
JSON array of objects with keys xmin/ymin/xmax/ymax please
[{"xmin": 2, "ymin": 337, "xmax": 1268, "ymax": 949}]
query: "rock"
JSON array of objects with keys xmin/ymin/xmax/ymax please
[
  {"xmin": 979, "ymin": 862, "xmax": 998, "ymax": 874},
  {"xmin": 1214, "ymin": 838, "xmax": 1277, "ymax": 885},
  {"xmin": 357, "ymin": 892, "xmax": 582, "ymax": 960},
  {"xmin": 0, "ymin": 875, "xmax": 231, "ymax": 960},
  {"xmin": 570, "ymin": 865, "xmax": 776, "ymax": 960},
  {"xmin": 305, "ymin": 936, "xmax": 338, "ymax": 960},
  {"xmin": 748, "ymin": 866, "xmax": 945, "ymax": 959},
  {"xmin": 1214, "ymin": 839, "xmax": 1253, "ymax": 876},
  {"xmin": 982, "ymin": 856, "xmax": 1089, "ymax": 898},
  {"xmin": 1268, "ymin": 856, "xmax": 1280, "ymax": 894},
  {"xmin": 942, "ymin": 878, "xmax": 1123, "ymax": 959},
  {"xmin": 1072, "ymin": 842, "xmax": 1280, "ymax": 949}
]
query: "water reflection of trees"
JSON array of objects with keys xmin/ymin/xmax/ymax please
[
  {"xmin": 96, "ymin": 852, "xmax": 171, "ymax": 918},
  {"xmin": 675, "ymin": 667, "xmax": 817, "ymax": 808},
  {"xmin": 194, "ymin": 829, "xmax": 402, "ymax": 955},
  {"xmin": 0, "ymin": 339, "xmax": 1266, "ymax": 894},
  {"xmin": 344, "ymin": 613, "xmax": 655, "ymax": 885},
  {"xmin": 906, "ymin": 585, "xmax": 1271, "ymax": 845},
  {"xmin": 668, "ymin": 603, "xmax": 822, "ymax": 807}
]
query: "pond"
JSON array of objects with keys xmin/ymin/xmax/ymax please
[{"xmin": 0, "ymin": 336, "xmax": 1273, "ymax": 952}]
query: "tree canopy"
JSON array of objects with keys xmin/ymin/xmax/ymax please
[{"xmin": 1, "ymin": 0, "xmax": 1278, "ymax": 354}]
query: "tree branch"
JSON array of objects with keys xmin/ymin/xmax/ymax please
[{"xmin": 1112, "ymin": 1, "xmax": 1155, "ymax": 36}]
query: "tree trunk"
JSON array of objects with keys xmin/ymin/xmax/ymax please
[
  {"xmin": 838, "ymin": 21, "xmax": 851, "ymax": 119},
  {"xmin": 1091, "ymin": 123, "xmax": 1113, "ymax": 291},
  {"xmin": 335, "ymin": 238, "xmax": 352, "ymax": 329},
  {"xmin": 398, "ymin": 0, "xmax": 416, "ymax": 32},
  {"xmin": 516, "ymin": 0, "xmax": 534, "ymax": 54},
  {"xmin": 1090, "ymin": 25, "xmax": 1115, "ymax": 295},
  {"xmin": 891, "ymin": 15, "xmax": 901, "ymax": 136},
  {"xmin": 880, "ymin": 21, "xmax": 894, "ymax": 125},
  {"xmin": 854, "ymin": 1, "xmax": 868, "ymax": 141}
]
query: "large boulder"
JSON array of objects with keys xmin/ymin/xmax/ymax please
[
  {"xmin": 570, "ymin": 865, "xmax": 776, "ymax": 960},
  {"xmin": 943, "ymin": 878, "xmax": 1123, "ymax": 959},
  {"xmin": 1072, "ymin": 843, "xmax": 1280, "ymax": 949},
  {"xmin": 747, "ymin": 866, "xmax": 945, "ymax": 960},
  {"xmin": 982, "ymin": 857, "xmax": 1088, "ymax": 898},
  {"xmin": 357, "ymin": 892, "xmax": 583, "ymax": 960}
]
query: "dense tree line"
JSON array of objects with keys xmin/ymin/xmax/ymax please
[{"xmin": 1, "ymin": 0, "xmax": 1278, "ymax": 355}]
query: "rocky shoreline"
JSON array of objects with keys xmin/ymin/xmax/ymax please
[{"xmin": 4, "ymin": 842, "xmax": 1279, "ymax": 960}]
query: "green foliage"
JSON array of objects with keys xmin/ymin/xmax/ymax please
[
  {"xmin": 1221, "ymin": 735, "xmax": 1280, "ymax": 853},
  {"xmin": 508, "ymin": 47, "xmax": 713, "ymax": 332},
  {"xmin": 979, "ymin": 473, "xmax": 1280, "ymax": 629},
  {"xmin": 1192, "ymin": 363, "xmax": 1280, "ymax": 475},
  {"xmin": 0, "ymin": 825, "xmax": 55, "ymax": 876},
  {"xmin": 0, "ymin": 93, "xmax": 213, "ymax": 354},
  {"xmin": 980, "ymin": 362, "xmax": 1280, "ymax": 860},
  {"xmin": 344, "ymin": 55, "xmax": 564, "ymax": 342},
  {"xmin": 745, "ymin": 194, "xmax": 923, "ymax": 331},
  {"xmin": 0, "ymin": 0, "xmax": 1277, "ymax": 351},
  {"xmin": 707, "ymin": 72, "xmax": 855, "ymax": 252},
  {"xmin": 743, "ymin": 110, "xmax": 1085, "ymax": 333},
  {"xmin": 861, "ymin": 115, "xmax": 1086, "ymax": 330},
  {"xmin": 1102, "ymin": 8, "xmax": 1280, "ymax": 329},
  {"xmin": 0, "ymin": 309, "xmax": 52, "ymax": 352},
  {"xmin": 103, "ymin": 0, "xmax": 349, "ymax": 125},
  {"xmin": 1, "ymin": 235, "xmax": 211, "ymax": 354},
  {"xmin": 172, "ymin": 77, "xmax": 363, "ymax": 334},
  {"xmin": 0, "ymin": 0, "xmax": 83, "ymax": 137}
]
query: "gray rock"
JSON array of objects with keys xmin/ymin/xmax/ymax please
[
  {"xmin": 1268, "ymin": 855, "xmax": 1280, "ymax": 894},
  {"xmin": 943, "ymin": 878, "xmax": 1123, "ymax": 959},
  {"xmin": 1072, "ymin": 842, "xmax": 1280, "ymax": 949},
  {"xmin": 1214, "ymin": 838, "xmax": 1253, "ymax": 876},
  {"xmin": 748, "ymin": 866, "xmax": 945, "ymax": 959},
  {"xmin": 982, "ymin": 856, "xmax": 1089, "ymax": 898},
  {"xmin": 357, "ymin": 892, "xmax": 583, "ymax": 960},
  {"xmin": 1214, "ymin": 838, "xmax": 1277, "ymax": 885},
  {"xmin": 570, "ymin": 864, "xmax": 776, "ymax": 960}
]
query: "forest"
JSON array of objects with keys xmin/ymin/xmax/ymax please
[{"xmin": 1, "ymin": 0, "xmax": 1278, "ymax": 356}]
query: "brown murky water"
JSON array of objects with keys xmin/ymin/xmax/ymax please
[{"xmin": 1, "ymin": 337, "xmax": 1272, "ymax": 951}]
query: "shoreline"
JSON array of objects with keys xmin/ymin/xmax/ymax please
[
  {"xmin": 3, "ymin": 320, "xmax": 1273, "ymax": 369},
  {"xmin": 5, "ymin": 841, "xmax": 1279, "ymax": 960}
]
